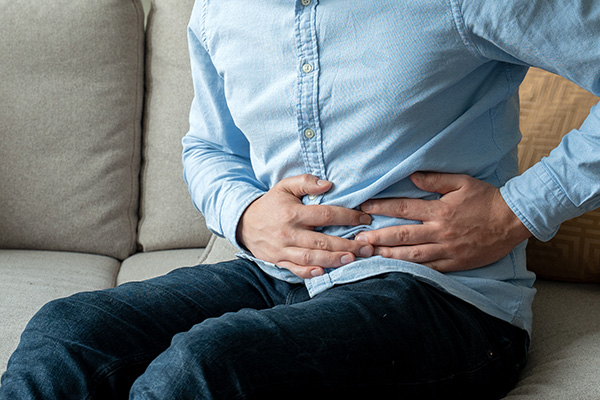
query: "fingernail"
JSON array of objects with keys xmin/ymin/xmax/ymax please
[
  {"xmin": 341, "ymin": 254, "xmax": 354, "ymax": 265},
  {"xmin": 359, "ymin": 246, "xmax": 373, "ymax": 257},
  {"xmin": 361, "ymin": 201, "xmax": 372, "ymax": 212},
  {"xmin": 311, "ymin": 269, "xmax": 324, "ymax": 277},
  {"xmin": 359, "ymin": 214, "xmax": 372, "ymax": 225},
  {"xmin": 316, "ymin": 179, "xmax": 329, "ymax": 186},
  {"xmin": 355, "ymin": 234, "xmax": 368, "ymax": 243}
]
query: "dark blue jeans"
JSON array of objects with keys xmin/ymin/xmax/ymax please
[{"xmin": 0, "ymin": 259, "xmax": 528, "ymax": 399}]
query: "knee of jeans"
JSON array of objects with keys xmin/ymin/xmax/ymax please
[
  {"xmin": 168, "ymin": 313, "xmax": 268, "ymax": 379},
  {"xmin": 130, "ymin": 321, "xmax": 249, "ymax": 399},
  {"xmin": 24, "ymin": 292, "xmax": 100, "ymax": 340}
]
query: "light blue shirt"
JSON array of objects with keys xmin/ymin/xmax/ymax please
[{"xmin": 182, "ymin": 0, "xmax": 600, "ymax": 336}]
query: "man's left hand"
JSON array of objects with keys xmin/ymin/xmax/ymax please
[{"xmin": 356, "ymin": 172, "xmax": 532, "ymax": 272}]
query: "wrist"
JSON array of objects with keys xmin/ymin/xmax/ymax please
[
  {"xmin": 495, "ymin": 190, "xmax": 532, "ymax": 243},
  {"xmin": 234, "ymin": 194, "xmax": 264, "ymax": 251}
]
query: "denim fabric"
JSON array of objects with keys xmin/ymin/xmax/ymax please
[
  {"xmin": 181, "ymin": 0, "xmax": 600, "ymax": 336},
  {"xmin": 0, "ymin": 259, "xmax": 528, "ymax": 399}
]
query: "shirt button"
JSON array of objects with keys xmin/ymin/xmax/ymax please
[
  {"xmin": 308, "ymin": 194, "xmax": 318, "ymax": 200},
  {"xmin": 304, "ymin": 128, "xmax": 315, "ymax": 139},
  {"xmin": 301, "ymin": 0, "xmax": 311, "ymax": 5},
  {"xmin": 302, "ymin": 63, "xmax": 313, "ymax": 73}
]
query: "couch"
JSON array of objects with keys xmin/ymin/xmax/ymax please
[{"xmin": 1, "ymin": 0, "xmax": 599, "ymax": 398}]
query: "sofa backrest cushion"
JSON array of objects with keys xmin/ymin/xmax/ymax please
[
  {"xmin": 137, "ymin": 0, "xmax": 212, "ymax": 252},
  {"xmin": 519, "ymin": 68, "xmax": 600, "ymax": 282},
  {"xmin": 0, "ymin": 0, "xmax": 144, "ymax": 260}
]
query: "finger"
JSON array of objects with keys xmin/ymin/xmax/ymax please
[
  {"xmin": 275, "ymin": 174, "xmax": 333, "ymax": 198},
  {"xmin": 301, "ymin": 204, "xmax": 372, "ymax": 227},
  {"xmin": 410, "ymin": 172, "xmax": 467, "ymax": 195},
  {"xmin": 361, "ymin": 198, "xmax": 434, "ymax": 221},
  {"xmin": 295, "ymin": 231, "xmax": 374, "ymax": 258},
  {"xmin": 281, "ymin": 247, "xmax": 356, "ymax": 269},
  {"xmin": 422, "ymin": 259, "xmax": 460, "ymax": 273},
  {"xmin": 355, "ymin": 224, "xmax": 435, "ymax": 247},
  {"xmin": 276, "ymin": 261, "xmax": 325, "ymax": 279},
  {"xmin": 374, "ymin": 244, "xmax": 446, "ymax": 264}
]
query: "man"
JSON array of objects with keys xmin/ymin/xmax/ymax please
[{"xmin": 1, "ymin": 0, "xmax": 598, "ymax": 399}]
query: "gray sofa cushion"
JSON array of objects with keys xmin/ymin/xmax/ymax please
[
  {"xmin": 0, "ymin": 250, "xmax": 120, "ymax": 376},
  {"xmin": 137, "ymin": 0, "xmax": 212, "ymax": 252},
  {"xmin": 117, "ymin": 236, "xmax": 238, "ymax": 285},
  {"xmin": 0, "ymin": 0, "xmax": 144, "ymax": 260},
  {"xmin": 505, "ymin": 280, "xmax": 600, "ymax": 399}
]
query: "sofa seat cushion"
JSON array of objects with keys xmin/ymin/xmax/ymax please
[
  {"xmin": 505, "ymin": 279, "xmax": 600, "ymax": 399},
  {"xmin": 117, "ymin": 235, "xmax": 238, "ymax": 285},
  {"xmin": 117, "ymin": 248, "xmax": 208, "ymax": 285},
  {"xmin": 0, "ymin": 250, "xmax": 120, "ymax": 375}
]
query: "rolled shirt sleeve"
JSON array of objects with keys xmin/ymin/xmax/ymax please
[
  {"xmin": 182, "ymin": 3, "xmax": 266, "ymax": 248},
  {"xmin": 455, "ymin": 0, "xmax": 600, "ymax": 241}
]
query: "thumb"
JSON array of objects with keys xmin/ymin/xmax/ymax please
[
  {"xmin": 276, "ymin": 174, "xmax": 333, "ymax": 198},
  {"xmin": 410, "ymin": 172, "xmax": 465, "ymax": 195}
]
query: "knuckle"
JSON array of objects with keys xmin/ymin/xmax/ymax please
[
  {"xmin": 409, "ymin": 248, "xmax": 424, "ymax": 261},
  {"xmin": 394, "ymin": 228, "xmax": 410, "ymax": 243},
  {"xmin": 320, "ymin": 207, "xmax": 334, "ymax": 224},
  {"xmin": 438, "ymin": 228, "xmax": 452, "ymax": 241},
  {"xmin": 276, "ymin": 228, "xmax": 292, "ymax": 243},
  {"xmin": 425, "ymin": 173, "xmax": 440, "ymax": 186},
  {"xmin": 394, "ymin": 200, "xmax": 410, "ymax": 216},
  {"xmin": 300, "ymin": 174, "xmax": 314, "ymax": 186},
  {"xmin": 366, "ymin": 231, "xmax": 380, "ymax": 243},
  {"xmin": 302, "ymin": 251, "xmax": 313, "ymax": 266},
  {"xmin": 313, "ymin": 238, "xmax": 329, "ymax": 250},
  {"xmin": 379, "ymin": 247, "xmax": 392, "ymax": 258},
  {"xmin": 279, "ymin": 207, "xmax": 298, "ymax": 224},
  {"xmin": 438, "ymin": 204, "xmax": 454, "ymax": 220}
]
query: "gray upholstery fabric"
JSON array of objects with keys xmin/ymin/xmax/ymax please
[
  {"xmin": 198, "ymin": 235, "xmax": 239, "ymax": 266},
  {"xmin": 137, "ymin": 0, "xmax": 212, "ymax": 252},
  {"xmin": 0, "ymin": 0, "xmax": 144, "ymax": 260},
  {"xmin": 117, "ymin": 248, "xmax": 207, "ymax": 285},
  {"xmin": 505, "ymin": 280, "xmax": 600, "ymax": 399},
  {"xmin": 116, "ymin": 236, "xmax": 238, "ymax": 285},
  {"xmin": 0, "ymin": 250, "xmax": 120, "ymax": 376}
]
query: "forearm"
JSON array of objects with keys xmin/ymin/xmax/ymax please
[{"xmin": 182, "ymin": 135, "xmax": 266, "ymax": 246}]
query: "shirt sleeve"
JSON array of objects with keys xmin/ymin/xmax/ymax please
[
  {"xmin": 182, "ymin": 4, "xmax": 266, "ymax": 248},
  {"xmin": 454, "ymin": 0, "xmax": 600, "ymax": 241}
]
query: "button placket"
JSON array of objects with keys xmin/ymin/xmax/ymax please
[{"xmin": 295, "ymin": 0, "xmax": 325, "ymax": 203}]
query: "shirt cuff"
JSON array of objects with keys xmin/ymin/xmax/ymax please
[
  {"xmin": 220, "ymin": 188, "xmax": 265, "ymax": 251},
  {"xmin": 500, "ymin": 161, "xmax": 580, "ymax": 242}
]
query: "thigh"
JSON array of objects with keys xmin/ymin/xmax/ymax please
[
  {"xmin": 131, "ymin": 272, "xmax": 528, "ymax": 400},
  {"xmin": 299, "ymin": 273, "xmax": 529, "ymax": 399},
  {"xmin": 0, "ymin": 259, "xmax": 291, "ymax": 400}
]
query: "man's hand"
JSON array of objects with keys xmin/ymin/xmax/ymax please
[
  {"xmin": 356, "ymin": 172, "xmax": 532, "ymax": 272},
  {"xmin": 237, "ymin": 174, "xmax": 373, "ymax": 279}
]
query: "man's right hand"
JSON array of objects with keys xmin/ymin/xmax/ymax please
[{"xmin": 236, "ymin": 174, "xmax": 374, "ymax": 279}]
